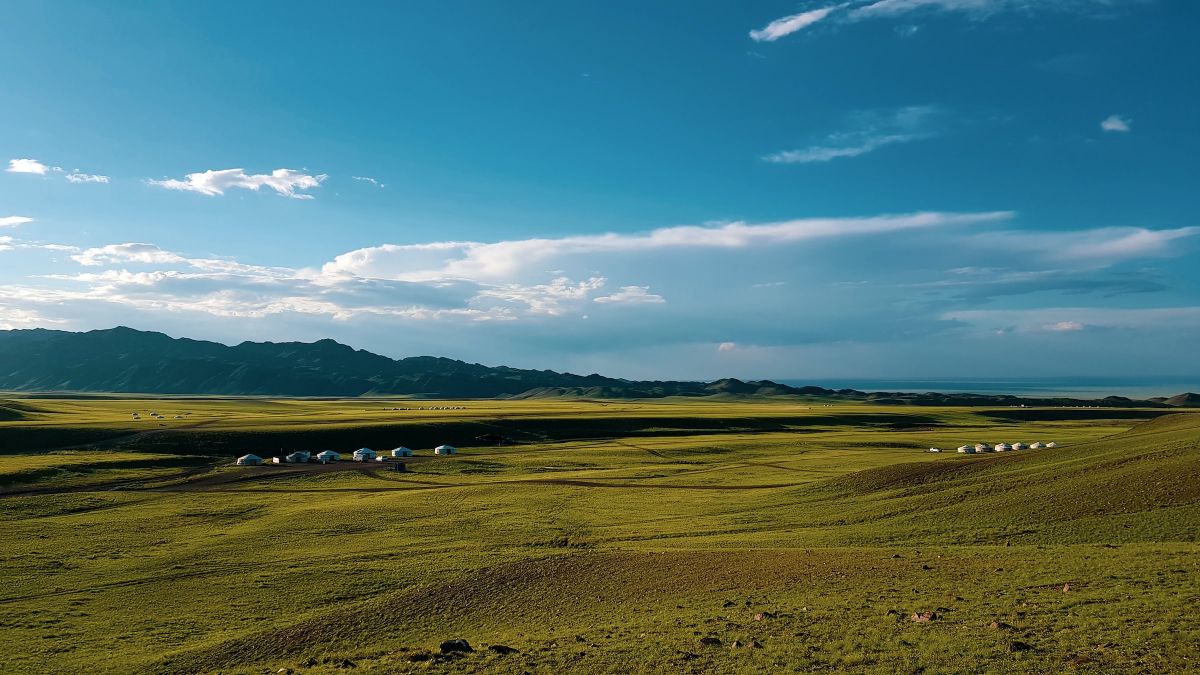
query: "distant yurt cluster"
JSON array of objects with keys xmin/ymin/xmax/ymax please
[
  {"xmin": 947, "ymin": 441, "xmax": 1059, "ymax": 454},
  {"xmin": 234, "ymin": 443, "xmax": 460, "ymax": 466}
]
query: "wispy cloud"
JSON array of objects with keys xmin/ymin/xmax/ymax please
[
  {"xmin": 749, "ymin": 4, "xmax": 848, "ymax": 41},
  {"xmin": 764, "ymin": 105, "xmax": 942, "ymax": 164},
  {"xmin": 352, "ymin": 175, "xmax": 385, "ymax": 188},
  {"xmin": 0, "ymin": 216, "xmax": 34, "ymax": 229},
  {"xmin": 71, "ymin": 243, "xmax": 186, "ymax": 267},
  {"xmin": 1100, "ymin": 114, "xmax": 1131, "ymax": 132},
  {"xmin": 149, "ymin": 168, "xmax": 327, "ymax": 199},
  {"xmin": 753, "ymin": 0, "xmax": 1144, "ymax": 42},
  {"xmin": 66, "ymin": 172, "xmax": 110, "ymax": 184},
  {"xmin": 973, "ymin": 226, "xmax": 1200, "ymax": 263},
  {"xmin": 945, "ymin": 307, "xmax": 1200, "ymax": 334}
]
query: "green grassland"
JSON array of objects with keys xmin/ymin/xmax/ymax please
[{"xmin": 0, "ymin": 396, "xmax": 1197, "ymax": 673}]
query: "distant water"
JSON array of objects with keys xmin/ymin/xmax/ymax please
[{"xmin": 777, "ymin": 378, "xmax": 1200, "ymax": 400}]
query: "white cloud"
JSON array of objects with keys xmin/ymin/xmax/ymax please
[
  {"xmin": 974, "ymin": 226, "xmax": 1200, "ymax": 263},
  {"xmin": 352, "ymin": 175, "xmax": 385, "ymax": 188},
  {"xmin": 323, "ymin": 210, "xmax": 1010, "ymax": 282},
  {"xmin": 1044, "ymin": 320, "xmax": 1085, "ymax": 332},
  {"xmin": 71, "ymin": 243, "xmax": 186, "ymax": 267},
  {"xmin": 0, "ymin": 216, "xmax": 34, "ymax": 228},
  {"xmin": 764, "ymin": 105, "xmax": 942, "ymax": 164},
  {"xmin": 149, "ymin": 168, "xmax": 327, "ymax": 199},
  {"xmin": 1100, "ymin": 114, "xmax": 1131, "ymax": 132},
  {"xmin": 717, "ymin": 341, "xmax": 738, "ymax": 352},
  {"xmin": 6, "ymin": 158, "xmax": 60, "ymax": 175},
  {"xmin": 593, "ymin": 286, "xmax": 666, "ymax": 305},
  {"xmin": 946, "ymin": 307, "xmax": 1200, "ymax": 333},
  {"xmin": 750, "ymin": 4, "xmax": 847, "ymax": 41},
  {"xmin": 475, "ymin": 277, "xmax": 607, "ymax": 315},
  {"xmin": 66, "ymin": 172, "xmax": 110, "ymax": 184}
]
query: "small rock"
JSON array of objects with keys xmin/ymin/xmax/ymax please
[
  {"xmin": 722, "ymin": 600, "xmax": 736, "ymax": 608},
  {"xmin": 730, "ymin": 641, "xmax": 743, "ymax": 650},
  {"xmin": 1062, "ymin": 583, "xmax": 1071, "ymax": 593},
  {"xmin": 440, "ymin": 639, "xmax": 474, "ymax": 654},
  {"xmin": 921, "ymin": 564, "xmax": 931, "ymax": 570},
  {"xmin": 333, "ymin": 659, "xmax": 356, "ymax": 669},
  {"xmin": 679, "ymin": 651, "xmax": 699, "ymax": 661},
  {"xmin": 990, "ymin": 621, "xmax": 1013, "ymax": 631},
  {"xmin": 911, "ymin": 611, "xmax": 937, "ymax": 623},
  {"xmin": 699, "ymin": 636, "xmax": 722, "ymax": 646},
  {"xmin": 892, "ymin": 554, "xmax": 902, "ymax": 559},
  {"xmin": 300, "ymin": 659, "xmax": 318, "ymax": 668},
  {"xmin": 1007, "ymin": 640, "xmax": 1033, "ymax": 652},
  {"xmin": 277, "ymin": 669, "xmax": 293, "ymax": 674},
  {"xmin": 488, "ymin": 644, "xmax": 519, "ymax": 655},
  {"xmin": 407, "ymin": 652, "xmax": 432, "ymax": 663},
  {"xmin": 748, "ymin": 640, "xmax": 764, "ymax": 649},
  {"xmin": 885, "ymin": 609, "xmax": 899, "ymax": 616}
]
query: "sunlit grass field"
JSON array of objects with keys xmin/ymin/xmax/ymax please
[{"xmin": 1, "ymin": 396, "xmax": 1197, "ymax": 673}]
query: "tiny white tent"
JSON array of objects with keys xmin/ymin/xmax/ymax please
[
  {"xmin": 1030, "ymin": 442, "xmax": 1044, "ymax": 449},
  {"xmin": 316, "ymin": 450, "xmax": 340, "ymax": 463},
  {"xmin": 434, "ymin": 445, "xmax": 457, "ymax": 455},
  {"xmin": 995, "ymin": 442, "xmax": 1013, "ymax": 452},
  {"xmin": 1045, "ymin": 441, "xmax": 1059, "ymax": 448},
  {"xmin": 1012, "ymin": 442, "xmax": 1027, "ymax": 450},
  {"xmin": 975, "ymin": 443, "xmax": 993, "ymax": 453},
  {"xmin": 391, "ymin": 447, "xmax": 413, "ymax": 457},
  {"xmin": 928, "ymin": 447, "xmax": 942, "ymax": 453},
  {"xmin": 353, "ymin": 448, "xmax": 377, "ymax": 462},
  {"xmin": 236, "ymin": 454, "xmax": 263, "ymax": 466},
  {"xmin": 957, "ymin": 445, "xmax": 974, "ymax": 454}
]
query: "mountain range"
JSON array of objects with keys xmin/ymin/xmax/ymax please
[{"xmin": 0, "ymin": 327, "xmax": 1196, "ymax": 407}]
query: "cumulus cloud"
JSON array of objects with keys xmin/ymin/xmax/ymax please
[
  {"xmin": 593, "ymin": 286, "xmax": 666, "ymax": 305},
  {"xmin": 0, "ymin": 216, "xmax": 34, "ymax": 228},
  {"xmin": 66, "ymin": 172, "xmax": 110, "ymax": 184},
  {"xmin": 71, "ymin": 243, "xmax": 186, "ymax": 267},
  {"xmin": 764, "ymin": 105, "xmax": 943, "ymax": 164},
  {"xmin": 6, "ymin": 158, "xmax": 59, "ymax": 175},
  {"xmin": 717, "ymin": 342, "xmax": 738, "ymax": 352},
  {"xmin": 750, "ymin": 4, "xmax": 848, "ymax": 41},
  {"xmin": 1100, "ymin": 114, "xmax": 1131, "ymax": 132},
  {"xmin": 149, "ymin": 168, "xmax": 327, "ymax": 199}
]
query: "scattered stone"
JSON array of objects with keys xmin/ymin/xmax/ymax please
[
  {"xmin": 333, "ymin": 659, "xmax": 356, "ymax": 669},
  {"xmin": 722, "ymin": 600, "xmax": 736, "ymax": 608},
  {"xmin": 488, "ymin": 644, "xmax": 519, "ymax": 655},
  {"xmin": 921, "ymin": 564, "xmax": 932, "ymax": 570},
  {"xmin": 990, "ymin": 621, "xmax": 1014, "ymax": 631},
  {"xmin": 300, "ymin": 659, "xmax": 318, "ymax": 668},
  {"xmin": 730, "ymin": 641, "xmax": 743, "ymax": 650},
  {"xmin": 1062, "ymin": 583, "xmax": 1071, "ymax": 593},
  {"xmin": 699, "ymin": 637, "xmax": 722, "ymax": 647},
  {"xmin": 277, "ymin": 669, "xmax": 293, "ymax": 674},
  {"xmin": 892, "ymin": 554, "xmax": 902, "ymax": 559},
  {"xmin": 885, "ymin": 609, "xmax": 899, "ymax": 616},
  {"xmin": 748, "ymin": 640, "xmax": 764, "ymax": 649},
  {"xmin": 440, "ymin": 639, "xmax": 474, "ymax": 654},
  {"xmin": 1007, "ymin": 640, "xmax": 1034, "ymax": 653},
  {"xmin": 911, "ymin": 611, "xmax": 937, "ymax": 623},
  {"xmin": 679, "ymin": 651, "xmax": 699, "ymax": 661}
]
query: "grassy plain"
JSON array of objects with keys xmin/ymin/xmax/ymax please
[{"xmin": 0, "ymin": 396, "xmax": 1197, "ymax": 673}]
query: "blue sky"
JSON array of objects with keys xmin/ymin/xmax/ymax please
[{"xmin": 1, "ymin": 0, "xmax": 1197, "ymax": 381}]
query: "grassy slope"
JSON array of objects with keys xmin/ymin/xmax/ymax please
[{"xmin": 0, "ymin": 399, "xmax": 1196, "ymax": 674}]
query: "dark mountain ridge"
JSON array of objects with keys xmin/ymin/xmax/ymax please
[{"xmin": 0, "ymin": 327, "xmax": 1192, "ymax": 406}]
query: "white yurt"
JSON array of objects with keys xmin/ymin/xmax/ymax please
[
  {"xmin": 236, "ymin": 454, "xmax": 263, "ymax": 466},
  {"xmin": 957, "ymin": 445, "xmax": 975, "ymax": 454},
  {"xmin": 975, "ymin": 443, "xmax": 993, "ymax": 453},
  {"xmin": 928, "ymin": 447, "xmax": 942, "ymax": 453},
  {"xmin": 995, "ymin": 442, "xmax": 1013, "ymax": 452},
  {"xmin": 285, "ymin": 451, "xmax": 310, "ymax": 463},
  {"xmin": 1030, "ymin": 442, "xmax": 1044, "ymax": 449},
  {"xmin": 391, "ymin": 447, "xmax": 413, "ymax": 457},
  {"xmin": 1012, "ymin": 442, "xmax": 1027, "ymax": 450},
  {"xmin": 316, "ymin": 450, "xmax": 340, "ymax": 463},
  {"xmin": 434, "ymin": 444, "xmax": 457, "ymax": 455},
  {"xmin": 1045, "ymin": 441, "xmax": 1059, "ymax": 448},
  {"xmin": 353, "ymin": 448, "xmax": 377, "ymax": 462}
]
